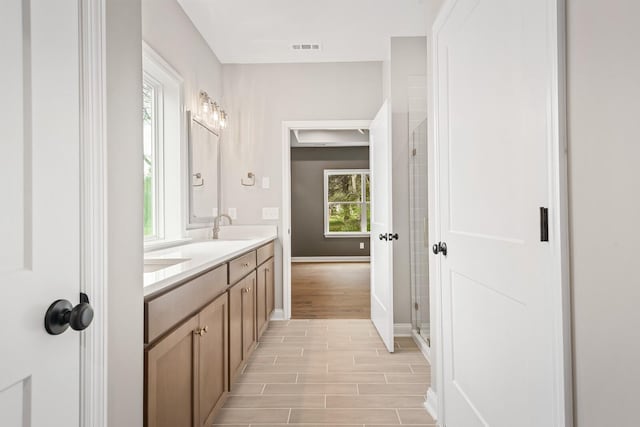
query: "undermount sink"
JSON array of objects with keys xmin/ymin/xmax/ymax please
[{"xmin": 144, "ymin": 258, "xmax": 191, "ymax": 273}]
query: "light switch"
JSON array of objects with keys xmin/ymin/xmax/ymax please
[
  {"xmin": 212, "ymin": 208, "xmax": 218, "ymax": 217},
  {"xmin": 360, "ymin": 242, "xmax": 365, "ymax": 249},
  {"xmin": 262, "ymin": 176, "xmax": 270, "ymax": 189},
  {"xmin": 262, "ymin": 207, "xmax": 279, "ymax": 220},
  {"xmin": 228, "ymin": 208, "xmax": 237, "ymax": 220}
]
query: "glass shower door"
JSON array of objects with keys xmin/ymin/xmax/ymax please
[{"xmin": 409, "ymin": 118, "xmax": 430, "ymax": 345}]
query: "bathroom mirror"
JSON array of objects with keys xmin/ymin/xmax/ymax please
[{"xmin": 187, "ymin": 110, "xmax": 220, "ymax": 228}]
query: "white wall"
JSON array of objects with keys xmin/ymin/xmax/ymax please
[
  {"xmin": 142, "ymin": 0, "xmax": 222, "ymax": 115},
  {"xmin": 142, "ymin": 0, "xmax": 224, "ymax": 239},
  {"xmin": 567, "ymin": 1, "xmax": 640, "ymax": 425},
  {"xmin": 221, "ymin": 62, "xmax": 383, "ymax": 312},
  {"xmin": 106, "ymin": 0, "xmax": 143, "ymax": 425},
  {"xmin": 389, "ymin": 37, "xmax": 428, "ymax": 324}
]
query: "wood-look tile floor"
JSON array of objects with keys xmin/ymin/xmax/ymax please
[
  {"xmin": 213, "ymin": 319, "xmax": 435, "ymax": 426},
  {"xmin": 291, "ymin": 263, "xmax": 371, "ymax": 319}
]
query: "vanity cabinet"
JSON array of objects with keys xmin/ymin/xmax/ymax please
[
  {"xmin": 144, "ymin": 239, "xmax": 276, "ymax": 425},
  {"xmin": 145, "ymin": 292, "xmax": 228, "ymax": 427},
  {"xmin": 229, "ymin": 271, "xmax": 257, "ymax": 386}
]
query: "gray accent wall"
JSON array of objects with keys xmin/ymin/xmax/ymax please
[{"xmin": 291, "ymin": 147, "xmax": 370, "ymax": 257}]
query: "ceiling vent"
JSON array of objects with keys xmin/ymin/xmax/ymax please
[{"xmin": 291, "ymin": 42, "xmax": 322, "ymax": 52}]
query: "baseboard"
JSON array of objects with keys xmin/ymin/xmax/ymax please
[
  {"xmin": 425, "ymin": 387, "xmax": 438, "ymax": 421},
  {"xmin": 270, "ymin": 309, "xmax": 285, "ymax": 321},
  {"xmin": 411, "ymin": 329, "xmax": 431, "ymax": 363},
  {"xmin": 393, "ymin": 323, "xmax": 412, "ymax": 337},
  {"xmin": 291, "ymin": 256, "xmax": 370, "ymax": 263}
]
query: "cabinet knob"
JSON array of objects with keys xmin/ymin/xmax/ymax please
[{"xmin": 194, "ymin": 325, "xmax": 208, "ymax": 336}]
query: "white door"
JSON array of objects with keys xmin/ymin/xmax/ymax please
[
  {"xmin": 0, "ymin": 1, "xmax": 82, "ymax": 426},
  {"xmin": 434, "ymin": 0, "xmax": 566, "ymax": 425},
  {"xmin": 369, "ymin": 101, "xmax": 395, "ymax": 353}
]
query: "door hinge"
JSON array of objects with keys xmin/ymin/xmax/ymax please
[
  {"xmin": 414, "ymin": 302, "xmax": 419, "ymax": 310},
  {"xmin": 540, "ymin": 207, "xmax": 549, "ymax": 242},
  {"xmin": 412, "ymin": 148, "xmax": 417, "ymax": 156}
]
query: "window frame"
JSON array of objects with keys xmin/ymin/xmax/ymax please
[
  {"xmin": 323, "ymin": 169, "xmax": 371, "ymax": 238},
  {"xmin": 142, "ymin": 42, "xmax": 186, "ymax": 251},
  {"xmin": 143, "ymin": 72, "xmax": 165, "ymax": 242}
]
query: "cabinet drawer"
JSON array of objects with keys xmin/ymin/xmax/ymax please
[
  {"xmin": 229, "ymin": 251, "xmax": 256, "ymax": 284},
  {"xmin": 257, "ymin": 241, "xmax": 275, "ymax": 266},
  {"xmin": 145, "ymin": 264, "xmax": 228, "ymax": 344}
]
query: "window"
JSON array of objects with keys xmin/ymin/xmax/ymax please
[
  {"xmin": 142, "ymin": 43, "xmax": 184, "ymax": 248},
  {"xmin": 324, "ymin": 170, "xmax": 371, "ymax": 237},
  {"xmin": 143, "ymin": 77, "xmax": 163, "ymax": 240}
]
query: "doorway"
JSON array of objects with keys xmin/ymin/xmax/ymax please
[{"xmin": 287, "ymin": 127, "xmax": 371, "ymax": 319}]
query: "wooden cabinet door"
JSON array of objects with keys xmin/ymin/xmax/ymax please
[
  {"xmin": 266, "ymin": 258, "xmax": 275, "ymax": 318},
  {"xmin": 242, "ymin": 272, "xmax": 257, "ymax": 358},
  {"xmin": 256, "ymin": 263, "xmax": 268, "ymax": 339},
  {"xmin": 228, "ymin": 280, "xmax": 244, "ymax": 385},
  {"xmin": 197, "ymin": 294, "xmax": 228, "ymax": 427},
  {"xmin": 146, "ymin": 314, "xmax": 199, "ymax": 427}
]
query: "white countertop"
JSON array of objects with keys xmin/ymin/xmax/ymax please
[{"xmin": 144, "ymin": 225, "xmax": 278, "ymax": 297}]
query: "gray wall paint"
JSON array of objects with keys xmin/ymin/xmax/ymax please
[
  {"xmin": 390, "ymin": 37, "xmax": 428, "ymax": 324},
  {"xmin": 106, "ymin": 0, "xmax": 143, "ymax": 425},
  {"xmin": 567, "ymin": 1, "xmax": 640, "ymax": 425},
  {"xmin": 221, "ymin": 62, "xmax": 383, "ymax": 313},
  {"xmin": 291, "ymin": 147, "xmax": 370, "ymax": 257}
]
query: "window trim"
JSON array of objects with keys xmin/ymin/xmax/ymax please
[
  {"xmin": 323, "ymin": 169, "xmax": 371, "ymax": 238},
  {"xmin": 142, "ymin": 42, "xmax": 185, "ymax": 250},
  {"xmin": 143, "ymin": 73, "xmax": 165, "ymax": 242}
]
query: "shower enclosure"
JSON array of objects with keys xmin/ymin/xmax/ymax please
[{"xmin": 409, "ymin": 115, "xmax": 430, "ymax": 347}]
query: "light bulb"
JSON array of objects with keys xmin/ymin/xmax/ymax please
[
  {"xmin": 212, "ymin": 104, "xmax": 220, "ymax": 122},
  {"xmin": 220, "ymin": 111, "xmax": 227, "ymax": 129}
]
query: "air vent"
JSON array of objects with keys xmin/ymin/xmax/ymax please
[{"xmin": 291, "ymin": 42, "xmax": 322, "ymax": 52}]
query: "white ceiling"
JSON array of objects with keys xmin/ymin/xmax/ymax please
[{"xmin": 177, "ymin": 0, "xmax": 438, "ymax": 64}]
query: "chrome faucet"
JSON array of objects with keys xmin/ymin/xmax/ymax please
[{"xmin": 212, "ymin": 214, "xmax": 232, "ymax": 239}]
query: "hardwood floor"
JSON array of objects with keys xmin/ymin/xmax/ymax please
[
  {"xmin": 291, "ymin": 262, "xmax": 370, "ymax": 319},
  {"xmin": 213, "ymin": 319, "xmax": 435, "ymax": 426}
]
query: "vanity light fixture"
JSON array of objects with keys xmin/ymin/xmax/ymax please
[{"xmin": 198, "ymin": 90, "xmax": 228, "ymax": 132}]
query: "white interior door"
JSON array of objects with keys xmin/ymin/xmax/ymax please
[
  {"xmin": 434, "ymin": 0, "xmax": 566, "ymax": 425},
  {"xmin": 0, "ymin": 1, "xmax": 82, "ymax": 426},
  {"xmin": 369, "ymin": 101, "xmax": 394, "ymax": 353}
]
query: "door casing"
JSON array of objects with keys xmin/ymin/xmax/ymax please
[
  {"xmin": 79, "ymin": 1, "xmax": 108, "ymax": 425},
  {"xmin": 428, "ymin": 0, "xmax": 573, "ymax": 425},
  {"xmin": 281, "ymin": 120, "xmax": 372, "ymax": 320}
]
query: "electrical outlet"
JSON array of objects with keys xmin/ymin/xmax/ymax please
[
  {"xmin": 228, "ymin": 208, "xmax": 237, "ymax": 220},
  {"xmin": 262, "ymin": 207, "xmax": 279, "ymax": 220},
  {"xmin": 360, "ymin": 242, "xmax": 365, "ymax": 249},
  {"xmin": 262, "ymin": 176, "xmax": 270, "ymax": 189}
]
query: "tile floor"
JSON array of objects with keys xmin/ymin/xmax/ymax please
[{"xmin": 213, "ymin": 319, "xmax": 435, "ymax": 426}]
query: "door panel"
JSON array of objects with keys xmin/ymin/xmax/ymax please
[
  {"xmin": 369, "ymin": 100, "xmax": 394, "ymax": 352},
  {"xmin": 256, "ymin": 263, "xmax": 267, "ymax": 337},
  {"xmin": 229, "ymin": 281, "xmax": 243, "ymax": 385},
  {"xmin": 242, "ymin": 273, "xmax": 257, "ymax": 356},
  {"xmin": 0, "ymin": 0, "xmax": 80, "ymax": 425},
  {"xmin": 435, "ymin": 0, "xmax": 563, "ymax": 425},
  {"xmin": 146, "ymin": 315, "xmax": 198, "ymax": 427},
  {"xmin": 198, "ymin": 294, "xmax": 228, "ymax": 427}
]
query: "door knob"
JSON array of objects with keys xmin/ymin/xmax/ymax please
[
  {"xmin": 432, "ymin": 242, "xmax": 448, "ymax": 256},
  {"xmin": 44, "ymin": 293, "xmax": 94, "ymax": 335}
]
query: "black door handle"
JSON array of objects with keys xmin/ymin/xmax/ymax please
[
  {"xmin": 432, "ymin": 242, "xmax": 448, "ymax": 256},
  {"xmin": 379, "ymin": 233, "xmax": 399, "ymax": 241},
  {"xmin": 44, "ymin": 293, "xmax": 94, "ymax": 335}
]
